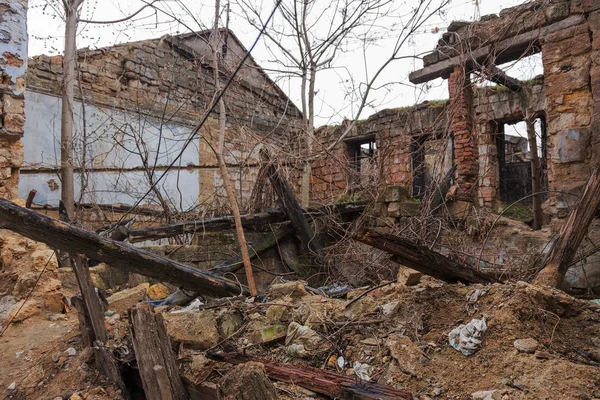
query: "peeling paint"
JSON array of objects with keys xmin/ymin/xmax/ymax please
[{"xmin": 0, "ymin": 0, "xmax": 27, "ymax": 93}]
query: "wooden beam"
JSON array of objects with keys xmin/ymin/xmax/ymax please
[
  {"xmin": 485, "ymin": 65, "xmax": 523, "ymax": 92},
  {"xmin": 355, "ymin": 230, "xmax": 497, "ymax": 284},
  {"xmin": 409, "ymin": 15, "xmax": 584, "ymax": 84},
  {"xmin": 534, "ymin": 162, "xmax": 600, "ymax": 287},
  {"xmin": 130, "ymin": 303, "xmax": 187, "ymax": 400},
  {"xmin": 264, "ymin": 153, "xmax": 323, "ymax": 255},
  {"xmin": 0, "ymin": 198, "xmax": 243, "ymax": 296},
  {"xmin": 128, "ymin": 202, "xmax": 365, "ymax": 243},
  {"xmin": 207, "ymin": 351, "xmax": 412, "ymax": 400}
]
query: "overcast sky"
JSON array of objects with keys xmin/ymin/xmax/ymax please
[{"xmin": 27, "ymin": 0, "xmax": 540, "ymax": 127}]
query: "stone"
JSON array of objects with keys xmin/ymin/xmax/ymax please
[
  {"xmin": 345, "ymin": 295, "xmax": 377, "ymax": 319},
  {"xmin": 163, "ymin": 310, "xmax": 219, "ymax": 349},
  {"xmin": 514, "ymin": 338, "xmax": 539, "ymax": 354},
  {"xmin": 261, "ymin": 324, "xmax": 287, "ymax": 343},
  {"xmin": 43, "ymin": 292, "xmax": 65, "ymax": 314},
  {"xmin": 65, "ymin": 347, "xmax": 77, "ymax": 357},
  {"xmin": 8, "ymin": 299, "xmax": 42, "ymax": 322},
  {"xmin": 269, "ymin": 281, "xmax": 308, "ymax": 299},
  {"xmin": 265, "ymin": 304, "xmax": 291, "ymax": 323},
  {"xmin": 471, "ymin": 390, "xmax": 498, "ymax": 400},
  {"xmin": 220, "ymin": 362, "xmax": 277, "ymax": 400},
  {"xmin": 386, "ymin": 336, "xmax": 422, "ymax": 376},
  {"xmin": 397, "ymin": 266, "xmax": 422, "ymax": 286},
  {"xmin": 106, "ymin": 283, "xmax": 149, "ymax": 314},
  {"xmin": 219, "ymin": 310, "xmax": 243, "ymax": 337},
  {"xmin": 69, "ymin": 394, "xmax": 83, "ymax": 400},
  {"xmin": 147, "ymin": 283, "xmax": 169, "ymax": 300}
]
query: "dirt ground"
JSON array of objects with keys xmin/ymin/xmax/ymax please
[{"xmin": 2, "ymin": 276, "xmax": 599, "ymax": 400}]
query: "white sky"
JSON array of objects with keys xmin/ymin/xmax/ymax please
[{"xmin": 27, "ymin": 0, "xmax": 541, "ymax": 127}]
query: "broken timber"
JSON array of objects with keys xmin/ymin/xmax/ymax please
[
  {"xmin": 0, "ymin": 198, "xmax": 243, "ymax": 296},
  {"xmin": 130, "ymin": 303, "xmax": 187, "ymax": 400},
  {"xmin": 128, "ymin": 202, "xmax": 365, "ymax": 243},
  {"xmin": 264, "ymin": 152, "xmax": 323, "ymax": 255},
  {"xmin": 355, "ymin": 230, "xmax": 496, "ymax": 284},
  {"xmin": 207, "ymin": 351, "xmax": 412, "ymax": 400},
  {"xmin": 534, "ymin": 162, "xmax": 600, "ymax": 287}
]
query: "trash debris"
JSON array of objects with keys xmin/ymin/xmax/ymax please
[
  {"xmin": 7, "ymin": 382, "xmax": 15, "ymax": 391},
  {"xmin": 284, "ymin": 322, "xmax": 329, "ymax": 358},
  {"xmin": 170, "ymin": 298, "xmax": 204, "ymax": 314},
  {"xmin": 65, "ymin": 347, "xmax": 77, "ymax": 357},
  {"xmin": 465, "ymin": 288, "xmax": 488, "ymax": 314},
  {"xmin": 448, "ymin": 317, "xmax": 487, "ymax": 356},
  {"xmin": 352, "ymin": 361, "xmax": 374, "ymax": 381}
]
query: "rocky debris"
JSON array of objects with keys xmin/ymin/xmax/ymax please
[
  {"xmin": 163, "ymin": 310, "xmax": 219, "ymax": 349},
  {"xmin": 218, "ymin": 310, "xmax": 244, "ymax": 337},
  {"xmin": 106, "ymin": 283, "xmax": 149, "ymax": 314},
  {"xmin": 514, "ymin": 338, "xmax": 539, "ymax": 354},
  {"xmin": 261, "ymin": 325, "xmax": 286, "ymax": 344},
  {"xmin": 147, "ymin": 283, "xmax": 169, "ymax": 300},
  {"xmin": 387, "ymin": 336, "xmax": 423, "ymax": 376},
  {"xmin": 269, "ymin": 281, "xmax": 308, "ymax": 299},
  {"xmin": 471, "ymin": 390, "xmax": 498, "ymax": 400},
  {"xmin": 220, "ymin": 362, "xmax": 277, "ymax": 400},
  {"xmin": 397, "ymin": 266, "xmax": 422, "ymax": 286}
]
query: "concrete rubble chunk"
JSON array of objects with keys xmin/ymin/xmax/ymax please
[
  {"xmin": 397, "ymin": 266, "xmax": 422, "ymax": 286},
  {"xmin": 269, "ymin": 281, "xmax": 308, "ymax": 299},
  {"xmin": 386, "ymin": 336, "xmax": 422, "ymax": 376},
  {"xmin": 106, "ymin": 283, "xmax": 149, "ymax": 314},
  {"xmin": 163, "ymin": 310, "xmax": 219, "ymax": 349},
  {"xmin": 514, "ymin": 338, "xmax": 539, "ymax": 354},
  {"xmin": 220, "ymin": 362, "xmax": 277, "ymax": 400}
]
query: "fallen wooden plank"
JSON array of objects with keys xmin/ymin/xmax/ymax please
[
  {"xmin": 534, "ymin": 162, "xmax": 600, "ymax": 287},
  {"xmin": 355, "ymin": 230, "xmax": 496, "ymax": 284},
  {"xmin": 128, "ymin": 202, "xmax": 365, "ymax": 243},
  {"xmin": 0, "ymin": 198, "xmax": 243, "ymax": 296},
  {"xmin": 206, "ymin": 351, "xmax": 412, "ymax": 400},
  {"xmin": 130, "ymin": 303, "xmax": 187, "ymax": 400}
]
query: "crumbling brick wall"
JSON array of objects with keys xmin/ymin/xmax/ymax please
[
  {"xmin": 23, "ymin": 32, "xmax": 302, "ymax": 210},
  {"xmin": 0, "ymin": 0, "xmax": 27, "ymax": 200}
]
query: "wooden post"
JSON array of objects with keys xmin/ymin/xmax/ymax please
[
  {"xmin": 534, "ymin": 162, "xmax": 600, "ymax": 287},
  {"xmin": 130, "ymin": 303, "xmax": 187, "ymax": 400},
  {"xmin": 71, "ymin": 255, "xmax": 108, "ymax": 342},
  {"xmin": 25, "ymin": 190, "xmax": 37, "ymax": 208},
  {"xmin": 526, "ymin": 115, "xmax": 543, "ymax": 230}
]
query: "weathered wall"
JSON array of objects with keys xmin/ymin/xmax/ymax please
[
  {"xmin": 23, "ymin": 31, "xmax": 301, "ymax": 211},
  {"xmin": 309, "ymin": 82, "xmax": 545, "ymax": 209},
  {"xmin": 0, "ymin": 0, "xmax": 27, "ymax": 200}
]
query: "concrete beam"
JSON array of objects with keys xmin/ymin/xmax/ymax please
[{"xmin": 409, "ymin": 15, "xmax": 584, "ymax": 84}]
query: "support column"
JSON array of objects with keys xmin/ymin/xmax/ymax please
[
  {"xmin": 448, "ymin": 65, "xmax": 477, "ymax": 202},
  {"xmin": 0, "ymin": 0, "xmax": 28, "ymax": 200}
]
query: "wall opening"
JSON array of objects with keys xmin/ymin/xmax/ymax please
[
  {"xmin": 493, "ymin": 117, "xmax": 547, "ymax": 205},
  {"xmin": 411, "ymin": 131, "xmax": 453, "ymax": 199}
]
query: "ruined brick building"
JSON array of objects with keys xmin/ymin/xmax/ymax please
[
  {"xmin": 21, "ymin": 27, "xmax": 301, "ymax": 210},
  {"xmin": 308, "ymin": 0, "xmax": 600, "ymax": 221}
]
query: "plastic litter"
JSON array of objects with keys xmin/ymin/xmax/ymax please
[
  {"xmin": 353, "ymin": 361, "xmax": 374, "ymax": 381},
  {"xmin": 170, "ymin": 298, "xmax": 204, "ymax": 314},
  {"xmin": 284, "ymin": 322, "xmax": 329, "ymax": 358},
  {"xmin": 448, "ymin": 317, "xmax": 487, "ymax": 356}
]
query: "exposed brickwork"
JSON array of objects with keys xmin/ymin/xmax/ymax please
[
  {"xmin": 448, "ymin": 66, "xmax": 477, "ymax": 201},
  {"xmin": 0, "ymin": 0, "xmax": 27, "ymax": 199}
]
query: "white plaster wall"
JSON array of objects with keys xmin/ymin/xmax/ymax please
[{"xmin": 20, "ymin": 91, "xmax": 200, "ymax": 210}]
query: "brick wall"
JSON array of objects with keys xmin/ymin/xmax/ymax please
[
  {"xmin": 448, "ymin": 66, "xmax": 477, "ymax": 201},
  {"xmin": 0, "ymin": 0, "xmax": 27, "ymax": 200}
]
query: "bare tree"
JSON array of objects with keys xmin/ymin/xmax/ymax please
[{"xmin": 239, "ymin": 0, "xmax": 449, "ymax": 205}]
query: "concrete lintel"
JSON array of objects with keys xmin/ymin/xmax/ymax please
[{"xmin": 409, "ymin": 14, "xmax": 585, "ymax": 84}]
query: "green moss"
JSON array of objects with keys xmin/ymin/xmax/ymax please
[{"xmin": 501, "ymin": 203, "xmax": 533, "ymax": 222}]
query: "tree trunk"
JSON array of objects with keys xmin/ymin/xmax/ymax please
[
  {"xmin": 61, "ymin": 0, "xmax": 83, "ymax": 221},
  {"xmin": 526, "ymin": 116, "xmax": 543, "ymax": 230},
  {"xmin": 0, "ymin": 198, "xmax": 243, "ymax": 296},
  {"xmin": 212, "ymin": 2, "xmax": 257, "ymax": 296},
  {"xmin": 534, "ymin": 162, "xmax": 600, "ymax": 287}
]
